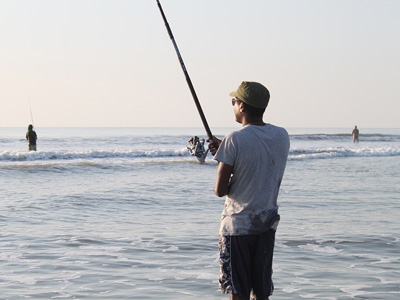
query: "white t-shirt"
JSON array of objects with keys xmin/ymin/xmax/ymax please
[{"xmin": 214, "ymin": 124, "xmax": 290, "ymax": 236}]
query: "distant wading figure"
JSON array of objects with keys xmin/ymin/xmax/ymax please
[
  {"xmin": 26, "ymin": 124, "xmax": 37, "ymax": 151},
  {"xmin": 352, "ymin": 126, "xmax": 359, "ymax": 143},
  {"xmin": 208, "ymin": 81, "xmax": 290, "ymax": 300}
]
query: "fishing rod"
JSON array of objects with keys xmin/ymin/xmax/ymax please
[
  {"xmin": 28, "ymin": 99, "xmax": 35, "ymax": 129},
  {"xmin": 156, "ymin": 0, "xmax": 215, "ymax": 147}
]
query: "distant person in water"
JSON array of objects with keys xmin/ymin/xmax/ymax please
[
  {"xmin": 26, "ymin": 124, "xmax": 37, "ymax": 151},
  {"xmin": 352, "ymin": 126, "xmax": 359, "ymax": 143}
]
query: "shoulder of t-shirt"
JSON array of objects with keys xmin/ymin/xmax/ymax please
[
  {"xmin": 266, "ymin": 123, "xmax": 289, "ymax": 135},
  {"xmin": 268, "ymin": 125, "xmax": 290, "ymax": 149},
  {"xmin": 223, "ymin": 130, "xmax": 240, "ymax": 142}
]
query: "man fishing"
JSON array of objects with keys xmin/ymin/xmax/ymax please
[
  {"xmin": 26, "ymin": 124, "xmax": 37, "ymax": 151},
  {"xmin": 209, "ymin": 81, "xmax": 290, "ymax": 300}
]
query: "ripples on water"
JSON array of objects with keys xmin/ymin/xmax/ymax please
[{"xmin": 1, "ymin": 128, "xmax": 399, "ymax": 299}]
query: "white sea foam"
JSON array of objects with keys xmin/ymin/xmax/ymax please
[
  {"xmin": 113, "ymin": 280, "xmax": 137, "ymax": 287},
  {"xmin": 282, "ymin": 286, "xmax": 302, "ymax": 293},
  {"xmin": 162, "ymin": 245, "xmax": 179, "ymax": 252},
  {"xmin": 377, "ymin": 276, "xmax": 400, "ymax": 284},
  {"xmin": 99, "ymin": 290, "xmax": 112, "ymax": 294},
  {"xmin": 276, "ymin": 241, "xmax": 290, "ymax": 248},
  {"xmin": 0, "ymin": 251, "xmax": 24, "ymax": 262},
  {"xmin": 0, "ymin": 274, "xmax": 37, "ymax": 286},
  {"xmin": 298, "ymin": 243, "xmax": 342, "ymax": 254},
  {"xmin": 299, "ymin": 293, "xmax": 318, "ymax": 298},
  {"xmin": 340, "ymin": 285, "xmax": 371, "ymax": 297},
  {"xmin": 129, "ymin": 259, "xmax": 161, "ymax": 266},
  {"xmin": 51, "ymin": 293, "xmax": 72, "ymax": 299},
  {"xmin": 290, "ymin": 146, "xmax": 400, "ymax": 160},
  {"xmin": 130, "ymin": 237, "xmax": 158, "ymax": 250},
  {"xmin": 197, "ymin": 272, "xmax": 216, "ymax": 280},
  {"xmin": 350, "ymin": 252, "xmax": 392, "ymax": 263},
  {"xmin": 1, "ymin": 144, "xmax": 399, "ymax": 165},
  {"xmin": 0, "ymin": 148, "xmax": 190, "ymax": 162},
  {"xmin": 79, "ymin": 245, "xmax": 125, "ymax": 252}
]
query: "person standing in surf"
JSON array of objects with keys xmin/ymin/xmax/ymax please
[
  {"xmin": 352, "ymin": 125, "xmax": 359, "ymax": 143},
  {"xmin": 26, "ymin": 124, "xmax": 37, "ymax": 151},
  {"xmin": 208, "ymin": 81, "xmax": 290, "ymax": 300}
]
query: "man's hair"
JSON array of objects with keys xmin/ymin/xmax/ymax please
[{"xmin": 238, "ymin": 100, "xmax": 266, "ymax": 118}]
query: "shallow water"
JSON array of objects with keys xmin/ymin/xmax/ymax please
[{"xmin": 1, "ymin": 127, "xmax": 399, "ymax": 299}]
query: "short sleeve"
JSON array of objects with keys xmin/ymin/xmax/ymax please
[{"xmin": 214, "ymin": 132, "xmax": 236, "ymax": 167}]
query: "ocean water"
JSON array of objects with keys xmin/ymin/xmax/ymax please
[{"xmin": 1, "ymin": 127, "xmax": 399, "ymax": 300}]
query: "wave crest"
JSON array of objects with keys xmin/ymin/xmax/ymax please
[
  {"xmin": 0, "ymin": 148, "xmax": 190, "ymax": 162},
  {"xmin": 290, "ymin": 146, "xmax": 399, "ymax": 160}
]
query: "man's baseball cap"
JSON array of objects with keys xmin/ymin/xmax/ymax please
[{"xmin": 229, "ymin": 81, "xmax": 270, "ymax": 109}]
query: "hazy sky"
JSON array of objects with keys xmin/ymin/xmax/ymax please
[{"xmin": 1, "ymin": 0, "xmax": 399, "ymax": 128}]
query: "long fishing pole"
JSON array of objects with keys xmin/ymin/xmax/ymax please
[
  {"xmin": 28, "ymin": 99, "xmax": 35, "ymax": 129},
  {"xmin": 156, "ymin": 0, "xmax": 215, "ymax": 146}
]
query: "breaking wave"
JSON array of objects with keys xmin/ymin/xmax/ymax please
[
  {"xmin": 290, "ymin": 146, "xmax": 400, "ymax": 160},
  {"xmin": 1, "ymin": 145, "xmax": 399, "ymax": 164},
  {"xmin": 0, "ymin": 148, "xmax": 190, "ymax": 162},
  {"xmin": 290, "ymin": 133, "xmax": 400, "ymax": 143}
]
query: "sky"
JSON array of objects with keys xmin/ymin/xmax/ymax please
[{"xmin": 1, "ymin": 0, "xmax": 399, "ymax": 129}]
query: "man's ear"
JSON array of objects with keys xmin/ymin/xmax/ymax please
[{"xmin": 239, "ymin": 102, "xmax": 245, "ymax": 113}]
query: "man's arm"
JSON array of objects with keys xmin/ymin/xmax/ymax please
[{"xmin": 215, "ymin": 162, "xmax": 233, "ymax": 197}]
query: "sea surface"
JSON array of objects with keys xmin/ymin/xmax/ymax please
[{"xmin": 1, "ymin": 127, "xmax": 399, "ymax": 299}]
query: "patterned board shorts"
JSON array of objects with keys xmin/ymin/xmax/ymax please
[{"xmin": 219, "ymin": 229, "xmax": 276, "ymax": 300}]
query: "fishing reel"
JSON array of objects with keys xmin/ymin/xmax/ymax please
[{"xmin": 187, "ymin": 136, "xmax": 209, "ymax": 163}]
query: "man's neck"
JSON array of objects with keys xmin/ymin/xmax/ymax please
[{"xmin": 242, "ymin": 117, "xmax": 265, "ymax": 126}]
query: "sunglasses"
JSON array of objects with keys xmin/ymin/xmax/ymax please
[{"xmin": 231, "ymin": 98, "xmax": 241, "ymax": 106}]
